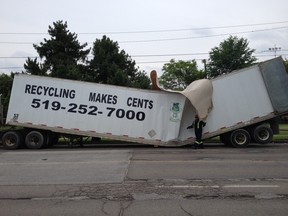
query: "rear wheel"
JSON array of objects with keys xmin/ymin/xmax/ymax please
[
  {"xmin": 2, "ymin": 131, "xmax": 23, "ymax": 150},
  {"xmin": 230, "ymin": 129, "xmax": 250, "ymax": 148},
  {"xmin": 25, "ymin": 131, "xmax": 46, "ymax": 149},
  {"xmin": 253, "ymin": 125, "xmax": 273, "ymax": 144}
]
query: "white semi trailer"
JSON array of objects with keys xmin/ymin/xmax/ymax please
[{"xmin": 1, "ymin": 57, "xmax": 288, "ymax": 149}]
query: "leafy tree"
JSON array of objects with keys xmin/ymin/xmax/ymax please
[
  {"xmin": 24, "ymin": 20, "xmax": 90, "ymax": 80},
  {"xmin": 206, "ymin": 36, "xmax": 257, "ymax": 78},
  {"xmin": 0, "ymin": 73, "xmax": 13, "ymax": 120},
  {"xmin": 24, "ymin": 57, "xmax": 46, "ymax": 76},
  {"xmin": 159, "ymin": 59, "xmax": 206, "ymax": 90},
  {"xmin": 88, "ymin": 35, "xmax": 150, "ymax": 88},
  {"xmin": 283, "ymin": 58, "xmax": 288, "ymax": 74},
  {"xmin": 129, "ymin": 69, "xmax": 151, "ymax": 89},
  {"xmin": 23, "ymin": 21, "xmax": 150, "ymax": 88}
]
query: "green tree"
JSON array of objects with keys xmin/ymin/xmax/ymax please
[
  {"xmin": 24, "ymin": 20, "xmax": 90, "ymax": 80},
  {"xmin": 24, "ymin": 57, "xmax": 46, "ymax": 76},
  {"xmin": 129, "ymin": 69, "xmax": 151, "ymax": 89},
  {"xmin": 88, "ymin": 35, "xmax": 150, "ymax": 88},
  {"xmin": 206, "ymin": 36, "xmax": 257, "ymax": 78},
  {"xmin": 159, "ymin": 59, "xmax": 206, "ymax": 90},
  {"xmin": 283, "ymin": 58, "xmax": 288, "ymax": 74},
  {"xmin": 0, "ymin": 73, "xmax": 13, "ymax": 119}
]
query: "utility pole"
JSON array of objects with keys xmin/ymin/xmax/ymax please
[
  {"xmin": 268, "ymin": 45, "xmax": 281, "ymax": 57},
  {"xmin": 202, "ymin": 59, "xmax": 207, "ymax": 72}
]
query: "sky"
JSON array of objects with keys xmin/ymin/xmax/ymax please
[{"xmin": 0, "ymin": 0, "xmax": 288, "ymax": 76}]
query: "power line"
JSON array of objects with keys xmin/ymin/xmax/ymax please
[
  {"xmin": 1, "ymin": 50, "xmax": 287, "ymax": 59},
  {"xmin": 0, "ymin": 21, "xmax": 287, "ymax": 35},
  {"xmin": 0, "ymin": 53, "xmax": 208, "ymax": 59},
  {"xmin": 1, "ymin": 53, "xmax": 287, "ymax": 69},
  {"xmin": 119, "ymin": 26, "xmax": 288, "ymax": 43},
  {"xmin": 0, "ymin": 56, "xmax": 37, "ymax": 59},
  {"xmin": 1, "ymin": 26, "xmax": 287, "ymax": 45},
  {"xmin": 0, "ymin": 42, "xmax": 34, "ymax": 44},
  {"xmin": 0, "ymin": 67, "xmax": 23, "ymax": 69},
  {"xmin": 131, "ymin": 53, "xmax": 208, "ymax": 57}
]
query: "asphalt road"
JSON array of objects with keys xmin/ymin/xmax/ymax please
[{"xmin": 0, "ymin": 142, "xmax": 288, "ymax": 216}]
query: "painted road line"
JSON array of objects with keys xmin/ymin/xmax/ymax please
[
  {"xmin": 168, "ymin": 185, "xmax": 220, "ymax": 188},
  {"xmin": 223, "ymin": 185, "xmax": 279, "ymax": 188},
  {"xmin": 157, "ymin": 185, "xmax": 220, "ymax": 188},
  {"xmin": 158, "ymin": 185, "xmax": 279, "ymax": 189}
]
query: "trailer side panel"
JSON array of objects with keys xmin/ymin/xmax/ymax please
[
  {"xmin": 259, "ymin": 57, "xmax": 288, "ymax": 113},
  {"xmin": 6, "ymin": 75, "xmax": 186, "ymax": 144}
]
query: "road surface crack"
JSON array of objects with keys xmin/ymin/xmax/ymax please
[{"xmin": 180, "ymin": 204, "xmax": 194, "ymax": 216}]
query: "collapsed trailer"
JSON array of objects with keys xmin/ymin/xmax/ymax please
[{"xmin": 1, "ymin": 57, "xmax": 288, "ymax": 149}]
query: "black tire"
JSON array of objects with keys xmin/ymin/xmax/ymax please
[
  {"xmin": 253, "ymin": 125, "xmax": 273, "ymax": 144},
  {"xmin": 25, "ymin": 131, "xmax": 46, "ymax": 149},
  {"xmin": 230, "ymin": 129, "xmax": 251, "ymax": 148},
  {"xmin": 2, "ymin": 131, "xmax": 23, "ymax": 150}
]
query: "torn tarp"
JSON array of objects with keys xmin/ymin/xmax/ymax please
[{"xmin": 150, "ymin": 70, "xmax": 213, "ymax": 119}]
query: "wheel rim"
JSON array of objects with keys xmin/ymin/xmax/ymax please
[
  {"xmin": 5, "ymin": 135, "xmax": 16, "ymax": 147},
  {"xmin": 29, "ymin": 135, "xmax": 40, "ymax": 146},
  {"xmin": 258, "ymin": 129, "xmax": 269, "ymax": 141},
  {"xmin": 235, "ymin": 134, "xmax": 247, "ymax": 145}
]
